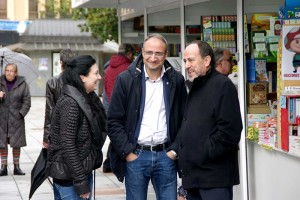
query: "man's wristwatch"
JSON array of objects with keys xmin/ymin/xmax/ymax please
[{"xmin": 170, "ymin": 150, "xmax": 178, "ymax": 158}]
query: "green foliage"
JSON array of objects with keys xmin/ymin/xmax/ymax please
[
  {"xmin": 40, "ymin": 0, "xmax": 72, "ymax": 19},
  {"xmin": 59, "ymin": 0, "xmax": 73, "ymax": 18},
  {"xmin": 72, "ymin": 8, "xmax": 118, "ymax": 43},
  {"xmin": 39, "ymin": 0, "xmax": 118, "ymax": 43}
]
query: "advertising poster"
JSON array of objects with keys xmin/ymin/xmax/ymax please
[
  {"xmin": 282, "ymin": 25, "xmax": 300, "ymax": 80},
  {"xmin": 52, "ymin": 53, "xmax": 61, "ymax": 76},
  {"xmin": 38, "ymin": 58, "xmax": 48, "ymax": 71}
]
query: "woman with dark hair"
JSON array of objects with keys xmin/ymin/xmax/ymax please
[
  {"xmin": 0, "ymin": 63, "xmax": 31, "ymax": 176},
  {"xmin": 47, "ymin": 55, "xmax": 107, "ymax": 200}
]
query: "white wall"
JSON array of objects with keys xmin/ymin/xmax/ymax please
[
  {"xmin": 247, "ymin": 142, "xmax": 300, "ymax": 200},
  {"xmin": 243, "ymin": 0, "xmax": 300, "ymax": 199},
  {"xmin": 148, "ymin": 8, "xmax": 180, "ymax": 26}
]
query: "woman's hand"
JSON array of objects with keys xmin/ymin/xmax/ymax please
[
  {"xmin": 43, "ymin": 142, "xmax": 49, "ymax": 148},
  {"xmin": 80, "ymin": 192, "xmax": 90, "ymax": 199},
  {"xmin": 0, "ymin": 91, "xmax": 5, "ymax": 98}
]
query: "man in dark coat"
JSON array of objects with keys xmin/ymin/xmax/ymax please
[
  {"xmin": 179, "ymin": 41, "xmax": 242, "ymax": 200},
  {"xmin": 108, "ymin": 33, "xmax": 187, "ymax": 199},
  {"xmin": 43, "ymin": 49, "xmax": 76, "ymax": 148},
  {"xmin": 102, "ymin": 44, "xmax": 135, "ymax": 173}
]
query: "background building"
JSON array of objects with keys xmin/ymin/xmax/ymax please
[{"xmin": 0, "ymin": 0, "xmax": 117, "ymax": 96}]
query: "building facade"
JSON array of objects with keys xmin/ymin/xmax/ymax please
[{"xmin": 0, "ymin": 0, "xmax": 117, "ymax": 96}]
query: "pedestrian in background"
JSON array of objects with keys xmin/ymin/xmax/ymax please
[
  {"xmin": 46, "ymin": 55, "xmax": 107, "ymax": 200},
  {"xmin": 0, "ymin": 63, "xmax": 31, "ymax": 176},
  {"xmin": 104, "ymin": 43, "xmax": 135, "ymax": 103},
  {"xmin": 179, "ymin": 41, "xmax": 242, "ymax": 200},
  {"xmin": 108, "ymin": 33, "xmax": 187, "ymax": 200},
  {"xmin": 214, "ymin": 47, "xmax": 235, "ymax": 76},
  {"xmin": 43, "ymin": 49, "xmax": 76, "ymax": 148},
  {"xmin": 102, "ymin": 43, "xmax": 135, "ymax": 173}
]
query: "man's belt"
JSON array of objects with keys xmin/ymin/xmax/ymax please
[{"xmin": 136, "ymin": 142, "xmax": 169, "ymax": 151}]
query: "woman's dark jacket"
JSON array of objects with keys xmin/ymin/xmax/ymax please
[
  {"xmin": 178, "ymin": 67, "xmax": 243, "ymax": 189},
  {"xmin": 43, "ymin": 74, "xmax": 63, "ymax": 143},
  {"xmin": 47, "ymin": 85, "xmax": 107, "ymax": 195},
  {"xmin": 0, "ymin": 75, "xmax": 31, "ymax": 148},
  {"xmin": 107, "ymin": 54, "xmax": 187, "ymax": 182}
]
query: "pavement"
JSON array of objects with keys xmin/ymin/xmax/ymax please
[{"xmin": 0, "ymin": 97, "xmax": 156, "ymax": 200}]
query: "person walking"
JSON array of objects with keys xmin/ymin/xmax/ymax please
[
  {"xmin": 0, "ymin": 63, "xmax": 31, "ymax": 176},
  {"xmin": 43, "ymin": 49, "xmax": 76, "ymax": 148},
  {"xmin": 179, "ymin": 40, "xmax": 243, "ymax": 200},
  {"xmin": 46, "ymin": 55, "xmax": 107, "ymax": 200},
  {"xmin": 108, "ymin": 33, "xmax": 187, "ymax": 200},
  {"xmin": 102, "ymin": 43, "xmax": 135, "ymax": 173}
]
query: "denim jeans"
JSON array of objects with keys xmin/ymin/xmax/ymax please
[
  {"xmin": 125, "ymin": 149, "xmax": 177, "ymax": 200},
  {"xmin": 53, "ymin": 174, "xmax": 93, "ymax": 200}
]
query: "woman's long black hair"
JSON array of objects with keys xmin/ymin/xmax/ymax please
[{"xmin": 62, "ymin": 55, "xmax": 96, "ymax": 97}]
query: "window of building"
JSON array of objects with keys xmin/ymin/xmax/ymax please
[
  {"xmin": 0, "ymin": 0, "xmax": 7, "ymax": 19},
  {"xmin": 29, "ymin": 0, "xmax": 38, "ymax": 19}
]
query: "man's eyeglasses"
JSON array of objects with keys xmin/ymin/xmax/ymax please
[{"xmin": 143, "ymin": 51, "xmax": 165, "ymax": 58}]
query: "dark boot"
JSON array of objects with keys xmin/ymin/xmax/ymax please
[
  {"xmin": 0, "ymin": 164, "xmax": 7, "ymax": 176},
  {"xmin": 14, "ymin": 164, "xmax": 25, "ymax": 175}
]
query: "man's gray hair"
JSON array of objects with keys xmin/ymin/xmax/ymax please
[
  {"xmin": 213, "ymin": 47, "xmax": 227, "ymax": 64},
  {"xmin": 60, "ymin": 49, "xmax": 76, "ymax": 66},
  {"xmin": 144, "ymin": 33, "xmax": 168, "ymax": 52}
]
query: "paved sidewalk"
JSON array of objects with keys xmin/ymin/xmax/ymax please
[{"xmin": 0, "ymin": 97, "xmax": 156, "ymax": 200}]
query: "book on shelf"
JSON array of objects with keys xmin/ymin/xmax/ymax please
[
  {"xmin": 201, "ymin": 16, "xmax": 212, "ymax": 29},
  {"xmin": 296, "ymin": 98, "xmax": 300, "ymax": 123},
  {"xmin": 186, "ymin": 25, "xmax": 201, "ymax": 34},
  {"xmin": 247, "ymin": 82, "xmax": 267, "ymax": 105},
  {"xmin": 268, "ymin": 70, "xmax": 277, "ymax": 93},
  {"xmin": 289, "ymin": 98, "xmax": 295, "ymax": 123},
  {"xmin": 287, "ymin": 97, "xmax": 300, "ymax": 124},
  {"xmin": 167, "ymin": 44, "xmax": 181, "ymax": 57},
  {"xmin": 281, "ymin": 95, "xmax": 300, "ymax": 152},
  {"xmin": 255, "ymin": 59, "xmax": 268, "ymax": 82},
  {"xmin": 289, "ymin": 135, "xmax": 300, "ymax": 156},
  {"xmin": 203, "ymin": 28, "xmax": 213, "ymax": 42}
]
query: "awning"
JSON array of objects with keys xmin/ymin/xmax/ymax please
[
  {"xmin": 72, "ymin": 0, "xmax": 119, "ymax": 8},
  {"xmin": 5, "ymin": 42, "xmax": 118, "ymax": 52}
]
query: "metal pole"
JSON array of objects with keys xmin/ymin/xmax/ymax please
[
  {"xmin": 237, "ymin": 0, "xmax": 249, "ymax": 199},
  {"xmin": 180, "ymin": 0, "xmax": 186, "ymax": 78}
]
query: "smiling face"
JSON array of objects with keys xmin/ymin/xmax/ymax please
[
  {"xmin": 5, "ymin": 64, "xmax": 18, "ymax": 82},
  {"xmin": 290, "ymin": 38, "xmax": 300, "ymax": 53},
  {"xmin": 142, "ymin": 37, "xmax": 167, "ymax": 74},
  {"xmin": 183, "ymin": 43, "xmax": 211, "ymax": 81},
  {"xmin": 80, "ymin": 64, "xmax": 101, "ymax": 94}
]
